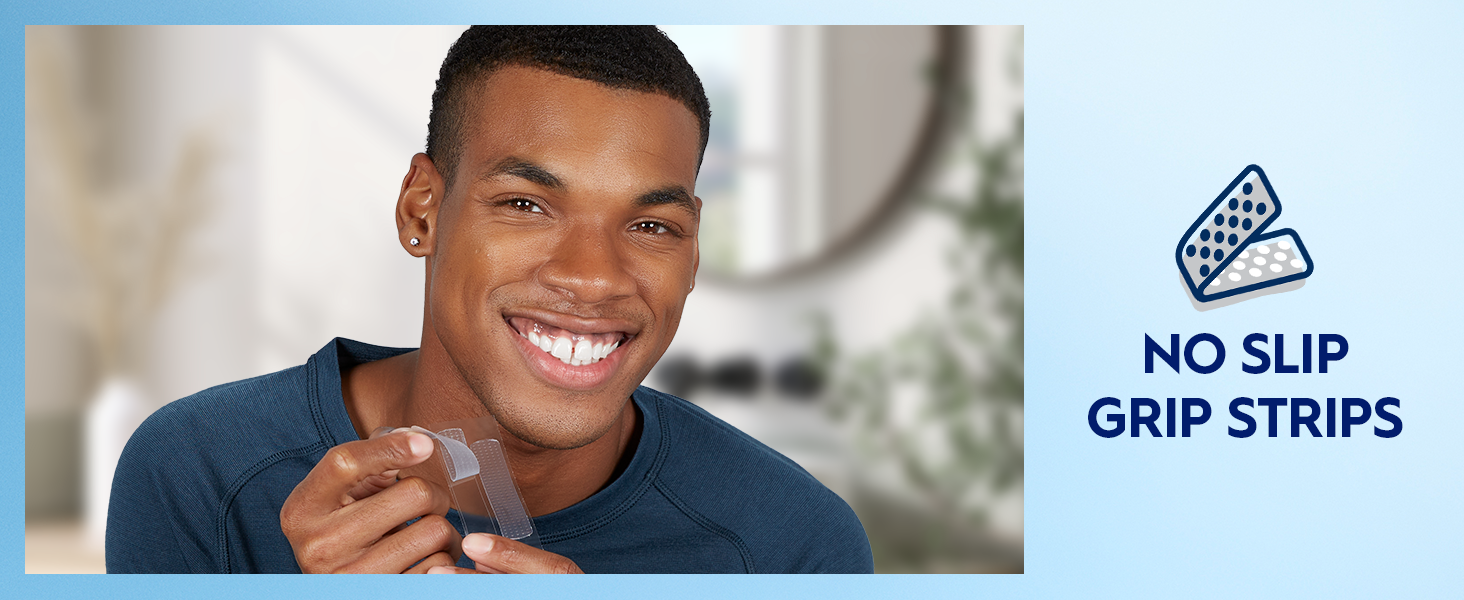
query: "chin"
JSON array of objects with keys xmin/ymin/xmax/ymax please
[{"xmin": 484, "ymin": 388, "xmax": 632, "ymax": 450}]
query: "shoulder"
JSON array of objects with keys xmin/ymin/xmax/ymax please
[
  {"xmin": 108, "ymin": 364, "xmax": 322, "ymax": 573},
  {"xmin": 125, "ymin": 336, "xmax": 392, "ymax": 469},
  {"xmin": 115, "ymin": 362, "xmax": 330, "ymax": 519},
  {"xmin": 639, "ymin": 388, "xmax": 873, "ymax": 573},
  {"xmin": 645, "ymin": 387, "xmax": 815, "ymax": 485},
  {"xmin": 125, "ymin": 364, "xmax": 322, "ymax": 471},
  {"xmin": 108, "ymin": 337, "xmax": 407, "ymax": 573}
]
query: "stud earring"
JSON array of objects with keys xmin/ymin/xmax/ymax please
[{"xmin": 409, "ymin": 237, "xmax": 420, "ymax": 246}]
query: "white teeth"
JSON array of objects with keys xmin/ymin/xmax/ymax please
[
  {"xmin": 550, "ymin": 337, "xmax": 573, "ymax": 362},
  {"xmin": 519, "ymin": 320, "xmax": 622, "ymax": 366}
]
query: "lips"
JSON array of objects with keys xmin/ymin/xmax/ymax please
[
  {"xmin": 498, "ymin": 312, "xmax": 641, "ymax": 391},
  {"xmin": 506, "ymin": 316, "xmax": 626, "ymax": 366}
]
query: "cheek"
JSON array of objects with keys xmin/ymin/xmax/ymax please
[
  {"xmin": 429, "ymin": 229, "xmax": 544, "ymax": 342},
  {"xmin": 627, "ymin": 236, "xmax": 698, "ymax": 286},
  {"xmin": 628, "ymin": 255, "xmax": 692, "ymax": 337},
  {"xmin": 435, "ymin": 224, "xmax": 549, "ymax": 293}
]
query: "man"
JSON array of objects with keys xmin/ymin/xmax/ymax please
[{"xmin": 107, "ymin": 26, "xmax": 873, "ymax": 574}]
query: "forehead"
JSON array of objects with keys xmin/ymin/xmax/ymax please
[{"xmin": 457, "ymin": 66, "xmax": 702, "ymax": 191}]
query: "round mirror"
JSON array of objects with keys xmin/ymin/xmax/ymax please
[{"xmin": 661, "ymin": 26, "xmax": 962, "ymax": 281}]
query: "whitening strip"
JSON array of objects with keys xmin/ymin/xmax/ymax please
[{"xmin": 409, "ymin": 417, "xmax": 540, "ymax": 548}]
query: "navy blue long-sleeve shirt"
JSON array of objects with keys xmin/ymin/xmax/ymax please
[{"xmin": 107, "ymin": 338, "xmax": 872, "ymax": 573}]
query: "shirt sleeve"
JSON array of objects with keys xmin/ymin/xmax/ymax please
[
  {"xmin": 794, "ymin": 492, "xmax": 876, "ymax": 574},
  {"xmin": 105, "ymin": 405, "xmax": 220, "ymax": 573}
]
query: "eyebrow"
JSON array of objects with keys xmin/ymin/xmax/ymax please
[
  {"xmin": 637, "ymin": 186, "xmax": 699, "ymax": 219},
  {"xmin": 478, "ymin": 157, "xmax": 565, "ymax": 190}
]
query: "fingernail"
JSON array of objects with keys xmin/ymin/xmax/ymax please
[
  {"xmin": 462, "ymin": 533, "xmax": 494, "ymax": 555},
  {"xmin": 407, "ymin": 433, "xmax": 434, "ymax": 457},
  {"xmin": 427, "ymin": 566, "xmax": 452, "ymax": 575}
]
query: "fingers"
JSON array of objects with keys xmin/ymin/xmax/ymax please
[
  {"xmin": 426, "ymin": 566, "xmax": 478, "ymax": 574},
  {"xmin": 287, "ymin": 431, "xmax": 435, "ymax": 516},
  {"xmin": 342, "ymin": 427, "xmax": 410, "ymax": 502},
  {"xmin": 461, "ymin": 534, "xmax": 583, "ymax": 574},
  {"xmin": 279, "ymin": 431, "xmax": 448, "ymax": 574},
  {"xmin": 405, "ymin": 552, "xmax": 459, "ymax": 574},
  {"xmin": 343, "ymin": 472, "xmax": 402, "ymax": 504},
  {"xmin": 310, "ymin": 476, "xmax": 451, "ymax": 554},
  {"xmin": 346, "ymin": 514, "xmax": 462, "ymax": 574},
  {"xmin": 343, "ymin": 475, "xmax": 452, "ymax": 526}
]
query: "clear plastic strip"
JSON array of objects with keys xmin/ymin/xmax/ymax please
[
  {"xmin": 410, "ymin": 424, "xmax": 537, "ymax": 545},
  {"xmin": 409, "ymin": 426, "xmax": 478, "ymax": 482},
  {"xmin": 471, "ymin": 439, "xmax": 535, "ymax": 541}
]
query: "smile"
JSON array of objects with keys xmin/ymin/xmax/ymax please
[{"xmin": 506, "ymin": 317, "xmax": 627, "ymax": 367}]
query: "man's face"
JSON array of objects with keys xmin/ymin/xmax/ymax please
[{"xmin": 426, "ymin": 66, "xmax": 701, "ymax": 450}]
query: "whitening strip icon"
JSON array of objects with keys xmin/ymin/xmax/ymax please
[{"xmin": 1175, "ymin": 165, "xmax": 1315, "ymax": 310}]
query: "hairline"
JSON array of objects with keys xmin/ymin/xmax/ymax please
[{"xmin": 436, "ymin": 62, "xmax": 708, "ymax": 196}]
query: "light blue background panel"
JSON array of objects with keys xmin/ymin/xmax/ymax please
[
  {"xmin": 10, "ymin": 0, "xmax": 1464, "ymax": 598},
  {"xmin": 1028, "ymin": 1, "xmax": 1464, "ymax": 597}
]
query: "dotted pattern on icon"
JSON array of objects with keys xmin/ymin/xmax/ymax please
[
  {"xmin": 1203, "ymin": 238, "xmax": 1307, "ymax": 293},
  {"xmin": 1175, "ymin": 165, "xmax": 1315, "ymax": 302},
  {"xmin": 1181, "ymin": 178, "xmax": 1273, "ymax": 284}
]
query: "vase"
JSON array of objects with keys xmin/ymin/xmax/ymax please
[{"xmin": 83, "ymin": 376, "xmax": 147, "ymax": 551}]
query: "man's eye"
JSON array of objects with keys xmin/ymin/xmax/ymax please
[
  {"xmin": 633, "ymin": 221, "xmax": 670, "ymax": 235},
  {"xmin": 508, "ymin": 198, "xmax": 544, "ymax": 213}
]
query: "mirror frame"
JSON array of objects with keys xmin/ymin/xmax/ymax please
[{"xmin": 697, "ymin": 25, "xmax": 967, "ymax": 287}]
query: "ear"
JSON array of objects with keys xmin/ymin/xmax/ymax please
[{"xmin": 397, "ymin": 153, "xmax": 444, "ymax": 256}]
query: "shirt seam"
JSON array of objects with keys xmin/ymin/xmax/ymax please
[
  {"xmin": 651, "ymin": 478, "xmax": 757, "ymax": 574},
  {"xmin": 648, "ymin": 390, "xmax": 757, "ymax": 573},
  {"xmin": 307, "ymin": 346, "xmax": 336, "ymax": 447},
  {"xmin": 217, "ymin": 352, "xmax": 332, "ymax": 573},
  {"xmin": 214, "ymin": 442, "xmax": 328, "ymax": 573}
]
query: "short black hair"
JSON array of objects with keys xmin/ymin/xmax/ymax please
[{"xmin": 426, "ymin": 26, "xmax": 711, "ymax": 191}]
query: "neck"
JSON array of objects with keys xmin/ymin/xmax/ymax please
[{"xmin": 342, "ymin": 334, "xmax": 640, "ymax": 517}]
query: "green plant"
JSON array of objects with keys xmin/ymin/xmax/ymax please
[{"xmin": 818, "ymin": 32, "xmax": 1023, "ymax": 563}]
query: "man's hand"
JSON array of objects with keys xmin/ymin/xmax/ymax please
[
  {"xmin": 426, "ymin": 533, "xmax": 584, "ymax": 574},
  {"xmin": 280, "ymin": 429, "xmax": 462, "ymax": 573}
]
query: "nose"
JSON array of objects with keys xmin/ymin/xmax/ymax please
[{"xmin": 535, "ymin": 225, "xmax": 637, "ymax": 305}]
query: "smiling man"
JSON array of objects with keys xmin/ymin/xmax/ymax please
[{"xmin": 107, "ymin": 26, "xmax": 873, "ymax": 574}]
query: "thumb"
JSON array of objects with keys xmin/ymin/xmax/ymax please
[{"xmin": 462, "ymin": 534, "xmax": 582, "ymax": 574}]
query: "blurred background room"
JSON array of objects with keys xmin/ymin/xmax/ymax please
[{"xmin": 24, "ymin": 25, "xmax": 1023, "ymax": 573}]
